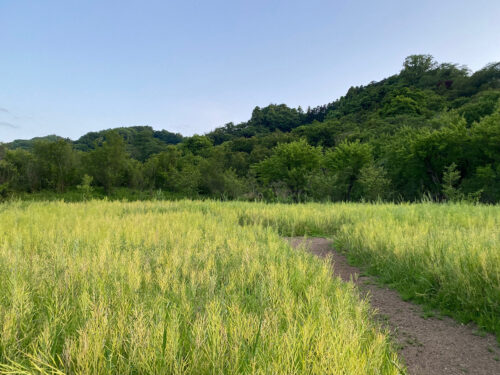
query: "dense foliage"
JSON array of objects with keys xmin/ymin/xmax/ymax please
[{"xmin": 1, "ymin": 55, "xmax": 499, "ymax": 202}]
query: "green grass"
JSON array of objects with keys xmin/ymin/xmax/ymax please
[
  {"xmin": 237, "ymin": 201, "xmax": 500, "ymax": 339},
  {"xmin": 4, "ymin": 187, "xmax": 191, "ymax": 202},
  {"xmin": 1, "ymin": 199, "xmax": 498, "ymax": 373},
  {"xmin": 0, "ymin": 201, "xmax": 402, "ymax": 374}
]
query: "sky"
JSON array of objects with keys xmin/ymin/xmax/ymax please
[{"xmin": 1, "ymin": 0, "xmax": 500, "ymax": 142}]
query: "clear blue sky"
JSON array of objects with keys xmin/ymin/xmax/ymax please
[{"xmin": 1, "ymin": 0, "xmax": 499, "ymax": 142}]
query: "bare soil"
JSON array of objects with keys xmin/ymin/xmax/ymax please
[{"xmin": 286, "ymin": 237, "xmax": 500, "ymax": 375}]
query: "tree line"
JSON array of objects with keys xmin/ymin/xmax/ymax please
[{"xmin": 1, "ymin": 55, "xmax": 499, "ymax": 203}]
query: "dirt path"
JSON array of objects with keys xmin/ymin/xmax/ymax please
[{"xmin": 286, "ymin": 237, "xmax": 500, "ymax": 375}]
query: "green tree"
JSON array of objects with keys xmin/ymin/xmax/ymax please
[
  {"xmin": 33, "ymin": 139, "xmax": 79, "ymax": 192},
  {"xmin": 358, "ymin": 163, "xmax": 391, "ymax": 201},
  {"xmin": 324, "ymin": 140, "xmax": 373, "ymax": 201},
  {"xmin": 0, "ymin": 144, "xmax": 10, "ymax": 198},
  {"xmin": 442, "ymin": 163, "xmax": 462, "ymax": 202},
  {"xmin": 458, "ymin": 90, "xmax": 500, "ymax": 124},
  {"xmin": 401, "ymin": 54, "xmax": 437, "ymax": 84},
  {"xmin": 401, "ymin": 113, "xmax": 469, "ymax": 199},
  {"xmin": 249, "ymin": 104, "xmax": 302, "ymax": 132},
  {"xmin": 470, "ymin": 164, "xmax": 499, "ymax": 202},
  {"xmin": 442, "ymin": 163, "xmax": 482, "ymax": 203},
  {"xmin": 77, "ymin": 174, "xmax": 94, "ymax": 200},
  {"xmin": 182, "ymin": 135, "xmax": 213, "ymax": 157},
  {"xmin": 144, "ymin": 146, "xmax": 201, "ymax": 196},
  {"xmin": 1, "ymin": 149, "xmax": 39, "ymax": 191},
  {"xmin": 254, "ymin": 139, "xmax": 322, "ymax": 200},
  {"xmin": 292, "ymin": 120, "xmax": 338, "ymax": 147},
  {"xmin": 85, "ymin": 131, "xmax": 130, "ymax": 192}
]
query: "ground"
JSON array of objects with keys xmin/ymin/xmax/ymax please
[{"xmin": 287, "ymin": 237, "xmax": 500, "ymax": 375}]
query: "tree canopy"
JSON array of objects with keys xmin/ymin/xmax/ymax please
[{"xmin": 2, "ymin": 55, "xmax": 500, "ymax": 203}]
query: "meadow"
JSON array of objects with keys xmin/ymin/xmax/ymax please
[
  {"xmin": 0, "ymin": 200, "xmax": 499, "ymax": 374},
  {"xmin": 238, "ymin": 202, "xmax": 500, "ymax": 338},
  {"xmin": 0, "ymin": 201, "xmax": 401, "ymax": 374}
]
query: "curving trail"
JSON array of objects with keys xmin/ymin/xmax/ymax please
[{"xmin": 286, "ymin": 237, "xmax": 500, "ymax": 375}]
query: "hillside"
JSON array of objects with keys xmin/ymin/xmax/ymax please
[
  {"xmin": 7, "ymin": 126, "xmax": 183, "ymax": 162},
  {"xmin": 1, "ymin": 55, "xmax": 500, "ymax": 202}
]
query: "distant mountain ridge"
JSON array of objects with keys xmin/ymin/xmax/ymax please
[{"xmin": 7, "ymin": 126, "xmax": 183, "ymax": 162}]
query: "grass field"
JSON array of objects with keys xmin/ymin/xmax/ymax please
[
  {"xmin": 0, "ymin": 201, "xmax": 402, "ymax": 374},
  {"xmin": 0, "ymin": 200, "xmax": 499, "ymax": 373},
  {"xmin": 238, "ymin": 202, "xmax": 500, "ymax": 338}
]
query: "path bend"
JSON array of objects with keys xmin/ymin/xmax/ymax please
[{"xmin": 286, "ymin": 237, "xmax": 500, "ymax": 375}]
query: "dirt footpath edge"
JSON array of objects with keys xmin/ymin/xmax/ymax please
[{"xmin": 286, "ymin": 237, "xmax": 500, "ymax": 375}]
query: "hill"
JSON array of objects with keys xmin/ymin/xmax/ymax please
[
  {"xmin": 6, "ymin": 135, "xmax": 67, "ymax": 150},
  {"xmin": 1, "ymin": 55, "xmax": 499, "ymax": 202},
  {"xmin": 7, "ymin": 126, "xmax": 183, "ymax": 162}
]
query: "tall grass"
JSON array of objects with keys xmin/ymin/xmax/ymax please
[
  {"xmin": 0, "ymin": 201, "xmax": 402, "ymax": 374},
  {"xmin": 237, "ymin": 202, "xmax": 500, "ymax": 339}
]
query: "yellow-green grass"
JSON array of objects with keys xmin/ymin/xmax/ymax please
[
  {"xmin": 0, "ymin": 201, "xmax": 402, "ymax": 374},
  {"xmin": 237, "ymin": 202, "xmax": 500, "ymax": 339}
]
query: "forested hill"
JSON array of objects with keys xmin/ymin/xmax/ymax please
[
  {"xmin": 7, "ymin": 126, "xmax": 184, "ymax": 162},
  {"xmin": 2, "ymin": 55, "xmax": 500, "ymax": 202}
]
